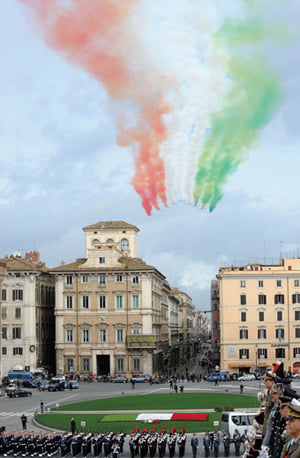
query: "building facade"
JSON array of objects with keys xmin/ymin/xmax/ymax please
[
  {"xmin": 50, "ymin": 221, "xmax": 170, "ymax": 378},
  {"xmin": 217, "ymin": 258, "xmax": 300, "ymax": 375},
  {"xmin": 0, "ymin": 253, "xmax": 55, "ymax": 378}
]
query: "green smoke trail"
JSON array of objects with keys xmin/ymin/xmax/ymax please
[{"xmin": 193, "ymin": 5, "xmax": 282, "ymax": 211}]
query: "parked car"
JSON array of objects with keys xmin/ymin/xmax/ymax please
[
  {"xmin": 6, "ymin": 383, "xmax": 18, "ymax": 394},
  {"xmin": 7, "ymin": 389, "xmax": 32, "ymax": 398},
  {"xmin": 132, "ymin": 374, "xmax": 151, "ymax": 383},
  {"xmin": 67, "ymin": 380, "xmax": 80, "ymax": 389},
  {"xmin": 37, "ymin": 380, "xmax": 50, "ymax": 391},
  {"xmin": 238, "ymin": 374, "xmax": 256, "ymax": 381},
  {"xmin": 48, "ymin": 382, "xmax": 65, "ymax": 392},
  {"xmin": 51, "ymin": 375, "xmax": 66, "ymax": 383},
  {"xmin": 22, "ymin": 380, "xmax": 38, "ymax": 388},
  {"xmin": 152, "ymin": 376, "xmax": 167, "ymax": 384},
  {"xmin": 110, "ymin": 376, "xmax": 128, "ymax": 383},
  {"xmin": 207, "ymin": 371, "xmax": 230, "ymax": 382},
  {"xmin": 293, "ymin": 373, "xmax": 300, "ymax": 379}
]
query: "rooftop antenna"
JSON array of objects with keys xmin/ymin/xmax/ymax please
[{"xmin": 280, "ymin": 240, "xmax": 283, "ymax": 260}]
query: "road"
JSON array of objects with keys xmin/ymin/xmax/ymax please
[{"xmin": 0, "ymin": 378, "xmax": 299, "ymax": 457}]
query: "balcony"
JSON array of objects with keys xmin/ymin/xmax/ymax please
[{"xmin": 127, "ymin": 335, "xmax": 158, "ymax": 349}]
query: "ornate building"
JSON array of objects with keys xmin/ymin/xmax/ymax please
[
  {"xmin": 50, "ymin": 221, "xmax": 169, "ymax": 377},
  {"xmin": 0, "ymin": 252, "xmax": 55, "ymax": 378}
]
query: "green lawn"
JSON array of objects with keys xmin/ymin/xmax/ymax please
[
  {"xmin": 54, "ymin": 392, "xmax": 258, "ymax": 411},
  {"xmin": 35, "ymin": 393, "xmax": 259, "ymax": 434}
]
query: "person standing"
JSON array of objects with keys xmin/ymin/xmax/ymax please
[
  {"xmin": 233, "ymin": 429, "xmax": 241, "ymax": 456},
  {"xmin": 213, "ymin": 431, "xmax": 220, "ymax": 457},
  {"xmin": 191, "ymin": 433, "xmax": 198, "ymax": 458},
  {"xmin": 70, "ymin": 418, "xmax": 76, "ymax": 435},
  {"xmin": 223, "ymin": 432, "xmax": 231, "ymax": 457},
  {"xmin": 203, "ymin": 433, "xmax": 210, "ymax": 457},
  {"xmin": 240, "ymin": 384, "xmax": 244, "ymax": 394},
  {"xmin": 21, "ymin": 414, "xmax": 27, "ymax": 430},
  {"xmin": 281, "ymin": 403, "xmax": 300, "ymax": 458}
]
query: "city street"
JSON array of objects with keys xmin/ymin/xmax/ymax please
[{"xmin": 1, "ymin": 378, "xmax": 299, "ymax": 457}]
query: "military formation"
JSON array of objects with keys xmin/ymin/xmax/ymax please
[
  {"xmin": 241, "ymin": 363, "xmax": 300, "ymax": 458},
  {"xmin": 129, "ymin": 426, "xmax": 187, "ymax": 458}
]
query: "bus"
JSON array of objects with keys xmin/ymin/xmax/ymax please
[{"xmin": 8, "ymin": 370, "xmax": 35, "ymax": 382}]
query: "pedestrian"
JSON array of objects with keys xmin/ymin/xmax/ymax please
[
  {"xmin": 233, "ymin": 429, "xmax": 241, "ymax": 456},
  {"xmin": 21, "ymin": 414, "xmax": 27, "ymax": 430},
  {"xmin": 40, "ymin": 401, "xmax": 44, "ymax": 413},
  {"xmin": 179, "ymin": 385, "xmax": 184, "ymax": 393},
  {"xmin": 131, "ymin": 378, "xmax": 135, "ymax": 390},
  {"xmin": 203, "ymin": 433, "xmax": 210, "ymax": 457},
  {"xmin": 213, "ymin": 431, "xmax": 220, "ymax": 457},
  {"xmin": 174, "ymin": 384, "xmax": 178, "ymax": 393},
  {"xmin": 191, "ymin": 433, "xmax": 198, "ymax": 458},
  {"xmin": 240, "ymin": 384, "xmax": 244, "ymax": 394},
  {"xmin": 223, "ymin": 432, "xmax": 231, "ymax": 457},
  {"xmin": 169, "ymin": 379, "xmax": 173, "ymax": 390},
  {"xmin": 70, "ymin": 418, "xmax": 76, "ymax": 435}
]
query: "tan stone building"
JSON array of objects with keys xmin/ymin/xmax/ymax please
[
  {"xmin": 0, "ymin": 253, "xmax": 55, "ymax": 378},
  {"xmin": 50, "ymin": 221, "xmax": 169, "ymax": 377},
  {"xmin": 217, "ymin": 258, "xmax": 300, "ymax": 375}
]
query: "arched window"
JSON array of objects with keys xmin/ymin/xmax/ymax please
[
  {"xmin": 92, "ymin": 239, "xmax": 100, "ymax": 246},
  {"xmin": 121, "ymin": 239, "xmax": 129, "ymax": 251}
]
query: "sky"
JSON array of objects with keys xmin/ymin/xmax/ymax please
[{"xmin": 0, "ymin": 0, "xmax": 300, "ymax": 311}]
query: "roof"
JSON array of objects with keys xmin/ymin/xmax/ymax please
[
  {"xmin": 83, "ymin": 221, "xmax": 140, "ymax": 232},
  {"xmin": 0, "ymin": 256, "xmax": 48, "ymax": 272},
  {"xmin": 50, "ymin": 257, "xmax": 165, "ymax": 278}
]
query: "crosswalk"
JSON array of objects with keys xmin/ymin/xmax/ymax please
[{"xmin": 0, "ymin": 411, "xmax": 34, "ymax": 419}]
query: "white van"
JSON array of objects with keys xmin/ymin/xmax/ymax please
[{"xmin": 221, "ymin": 410, "xmax": 256, "ymax": 436}]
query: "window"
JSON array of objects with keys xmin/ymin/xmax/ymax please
[
  {"xmin": 116, "ymin": 329, "xmax": 123, "ymax": 343},
  {"xmin": 82, "ymin": 358, "xmax": 90, "ymax": 371},
  {"xmin": 12, "ymin": 289, "xmax": 23, "ymax": 301},
  {"xmin": 82, "ymin": 329, "xmax": 89, "ymax": 343},
  {"xmin": 294, "ymin": 348, "xmax": 300, "ymax": 358},
  {"xmin": 116, "ymin": 295, "xmax": 123, "ymax": 309},
  {"xmin": 277, "ymin": 310, "xmax": 283, "ymax": 321},
  {"xmin": 258, "ymin": 328, "xmax": 266, "ymax": 339},
  {"xmin": 99, "ymin": 257, "xmax": 105, "ymax": 264},
  {"xmin": 66, "ymin": 330, "xmax": 73, "ymax": 342},
  {"xmin": 295, "ymin": 311, "xmax": 300, "ymax": 321},
  {"xmin": 66, "ymin": 359, "xmax": 74, "ymax": 371},
  {"xmin": 296, "ymin": 328, "xmax": 300, "ymax": 338},
  {"xmin": 259, "ymin": 311, "xmax": 265, "ymax": 322},
  {"xmin": 1, "ymin": 289, "xmax": 7, "ymax": 301},
  {"xmin": 133, "ymin": 358, "xmax": 140, "ymax": 372},
  {"xmin": 276, "ymin": 280, "xmax": 282, "ymax": 288},
  {"xmin": 258, "ymin": 294, "xmax": 266, "ymax": 305},
  {"xmin": 66, "ymin": 296, "xmax": 73, "ymax": 309},
  {"xmin": 121, "ymin": 239, "xmax": 129, "ymax": 251},
  {"xmin": 240, "ymin": 329, "xmax": 248, "ymax": 339},
  {"xmin": 116, "ymin": 274, "xmax": 123, "ymax": 283},
  {"xmin": 258, "ymin": 348, "xmax": 267, "ymax": 359},
  {"xmin": 276, "ymin": 348, "xmax": 285, "ymax": 358},
  {"xmin": 2, "ymin": 347, "xmax": 7, "ymax": 355},
  {"xmin": 132, "ymin": 328, "xmax": 140, "ymax": 335},
  {"xmin": 117, "ymin": 358, "xmax": 124, "ymax": 372},
  {"xmin": 132, "ymin": 295, "xmax": 139, "ymax": 308},
  {"xmin": 239, "ymin": 349, "xmax": 249, "ymax": 359},
  {"xmin": 82, "ymin": 296, "xmax": 89, "ymax": 309},
  {"xmin": 99, "ymin": 274, "xmax": 106, "ymax": 286},
  {"xmin": 240, "ymin": 295, "xmax": 246, "ymax": 305},
  {"xmin": 2, "ymin": 327, "xmax": 7, "ymax": 339},
  {"xmin": 293, "ymin": 294, "xmax": 300, "ymax": 304},
  {"xmin": 276, "ymin": 328, "xmax": 285, "ymax": 339},
  {"xmin": 295, "ymin": 280, "xmax": 300, "ymax": 287},
  {"xmin": 241, "ymin": 311, "xmax": 247, "ymax": 322},
  {"xmin": 66, "ymin": 275, "xmax": 73, "ymax": 286},
  {"xmin": 12, "ymin": 327, "xmax": 21, "ymax": 339},
  {"xmin": 99, "ymin": 296, "xmax": 106, "ymax": 309},
  {"xmin": 15, "ymin": 308, "xmax": 21, "ymax": 319},
  {"xmin": 275, "ymin": 294, "xmax": 285, "ymax": 304},
  {"xmin": 13, "ymin": 347, "xmax": 23, "ymax": 355},
  {"xmin": 258, "ymin": 280, "xmax": 264, "ymax": 288},
  {"xmin": 2, "ymin": 307, "xmax": 7, "ymax": 320},
  {"xmin": 99, "ymin": 329, "xmax": 107, "ymax": 343},
  {"xmin": 81, "ymin": 275, "xmax": 89, "ymax": 283},
  {"xmin": 132, "ymin": 275, "xmax": 139, "ymax": 285},
  {"xmin": 92, "ymin": 239, "xmax": 100, "ymax": 246}
]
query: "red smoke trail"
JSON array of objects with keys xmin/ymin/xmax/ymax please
[{"xmin": 19, "ymin": 0, "xmax": 169, "ymax": 214}]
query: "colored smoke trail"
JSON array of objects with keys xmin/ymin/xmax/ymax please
[
  {"xmin": 17, "ymin": 0, "xmax": 285, "ymax": 214},
  {"xmin": 19, "ymin": 0, "xmax": 171, "ymax": 215},
  {"xmin": 193, "ymin": 4, "xmax": 282, "ymax": 211}
]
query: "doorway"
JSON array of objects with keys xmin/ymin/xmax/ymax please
[{"xmin": 97, "ymin": 355, "xmax": 110, "ymax": 376}]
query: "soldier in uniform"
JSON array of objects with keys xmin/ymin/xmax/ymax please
[
  {"xmin": 281, "ymin": 403, "xmax": 300, "ymax": 458},
  {"xmin": 158, "ymin": 427, "xmax": 167, "ymax": 458},
  {"xmin": 177, "ymin": 427, "xmax": 186, "ymax": 458},
  {"xmin": 167, "ymin": 427, "xmax": 177, "ymax": 458},
  {"xmin": 148, "ymin": 426, "xmax": 158, "ymax": 458},
  {"xmin": 262, "ymin": 373, "xmax": 277, "ymax": 438}
]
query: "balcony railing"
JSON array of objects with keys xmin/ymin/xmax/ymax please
[{"xmin": 127, "ymin": 335, "xmax": 158, "ymax": 349}]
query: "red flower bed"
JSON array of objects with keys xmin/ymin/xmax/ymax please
[{"xmin": 170, "ymin": 413, "xmax": 208, "ymax": 421}]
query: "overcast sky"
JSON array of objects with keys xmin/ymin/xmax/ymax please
[{"xmin": 0, "ymin": 0, "xmax": 300, "ymax": 310}]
